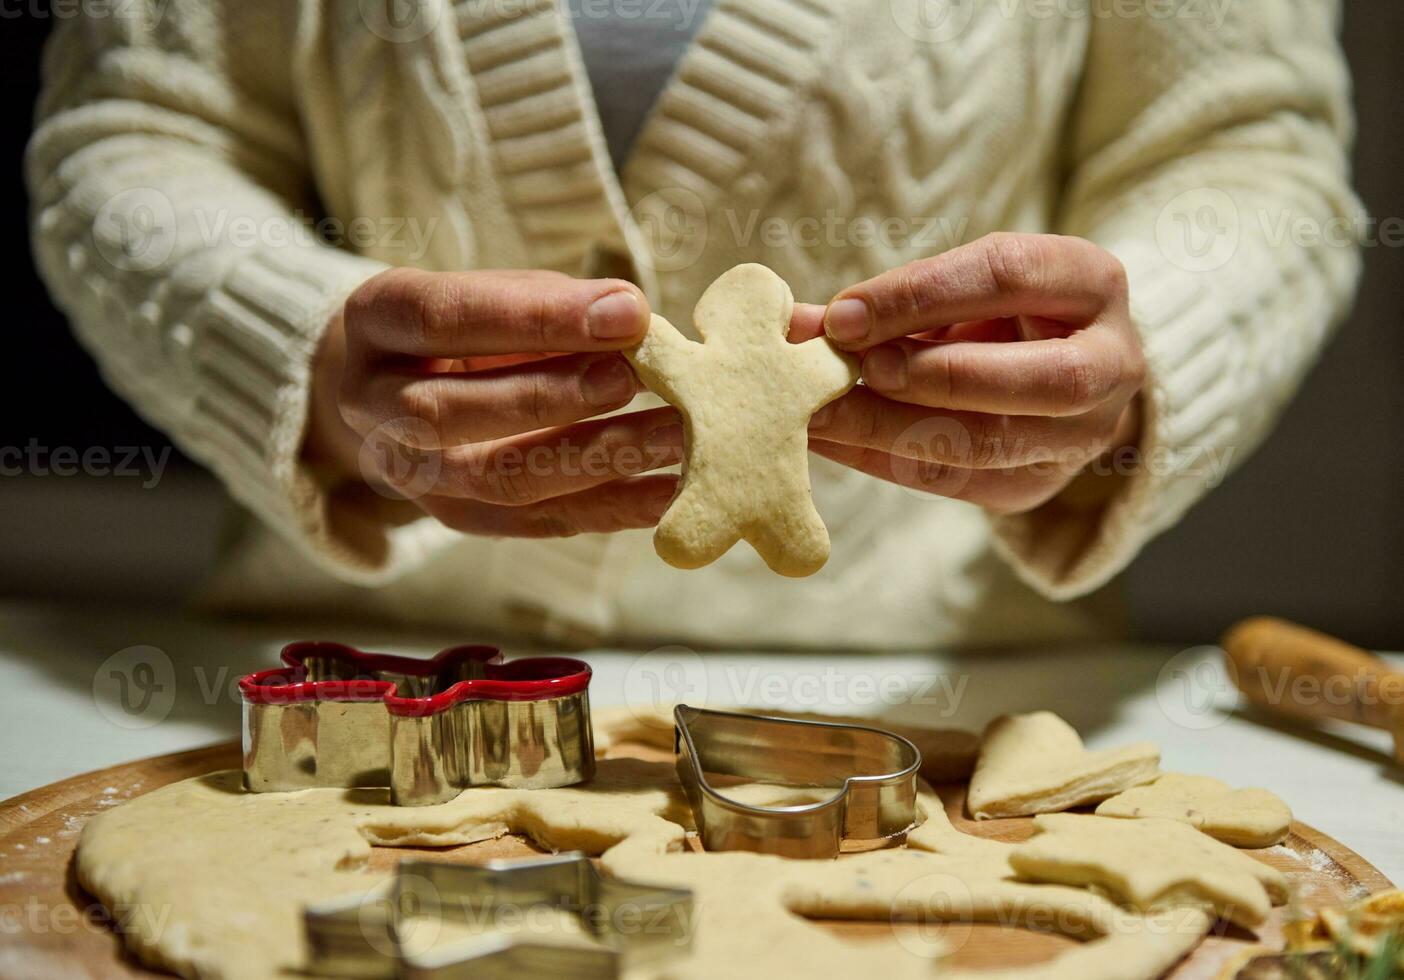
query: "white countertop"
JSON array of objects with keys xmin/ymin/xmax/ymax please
[{"xmin": 2, "ymin": 600, "xmax": 1401, "ymax": 881}]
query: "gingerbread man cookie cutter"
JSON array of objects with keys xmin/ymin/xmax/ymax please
[
  {"xmin": 673, "ymin": 705, "xmax": 923, "ymax": 859},
  {"xmin": 626, "ymin": 264, "xmax": 860, "ymax": 577},
  {"xmin": 304, "ymin": 853, "xmax": 694, "ymax": 979},
  {"xmin": 239, "ymin": 642, "xmax": 594, "ymax": 806}
]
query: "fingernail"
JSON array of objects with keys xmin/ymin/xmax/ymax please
[
  {"xmin": 824, "ymin": 298, "xmax": 871, "ymax": 343},
  {"xmin": 863, "ymin": 346, "xmax": 908, "ymax": 392},
  {"xmin": 587, "ymin": 291, "xmax": 644, "ymax": 340},
  {"xmin": 809, "ymin": 402, "xmax": 835, "ymax": 431},
  {"xmin": 580, "ymin": 357, "xmax": 636, "ymax": 408},
  {"xmin": 646, "ymin": 422, "xmax": 684, "ymax": 455}
]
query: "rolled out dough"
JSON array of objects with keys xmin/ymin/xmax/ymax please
[{"xmin": 78, "ymin": 760, "xmax": 1213, "ymax": 980}]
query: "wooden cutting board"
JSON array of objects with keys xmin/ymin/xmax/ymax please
[{"xmin": 0, "ymin": 740, "xmax": 1391, "ymax": 979}]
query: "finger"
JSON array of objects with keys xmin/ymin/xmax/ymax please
[
  {"xmin": 348, "ymin": 267, "xmax": 651, "ymax": 357},
  {"xmin": 823, "ymin": 233, "xmax": 1127, "ymax": 348},
  {"xmin": 808, "ymin": 385, "xmax": 1111, "ymax": 469},
  {"xmin": 349, "ymin": 352, "xmax": 642, "ymax": 448},
  {"xmin": 788, "ymin": 302, "xmax": 827, "ymax": 343},
  {"xmin": 809, "ymin": 439, "xmax": 1067, "ymax": 515},
  {"xmin": 406, "ymin": 407, "xmax": 684, "ymax": 505},
  {"xmin": 420, "ymin": 474, "xmax": 680, "ymax": 538},
  {"xmin": 859, "ymin": 327, "xmax": 1132, "ymax": 416}
]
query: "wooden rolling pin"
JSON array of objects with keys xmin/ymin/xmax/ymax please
[{"xmin": 1222, "ymin": 617, "xmax": 1404, "ymax": 758}]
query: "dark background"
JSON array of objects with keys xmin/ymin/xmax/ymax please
[{"xmin": 1, "ymin": 8, "xmax": 1400, "ymax": 647}]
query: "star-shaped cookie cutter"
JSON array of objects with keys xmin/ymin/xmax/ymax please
[
  {"xmin": 240, "ymin": 642, "xmax": 594, "ymax": 806},
  {"xmin": 304, "ymin": 853, "xmax": 694, "ymax": 979},
  {"xmin": 674, "ymin": 704, "xmax": 923, "ymax": 859}
]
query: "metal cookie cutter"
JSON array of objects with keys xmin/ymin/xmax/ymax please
[
  {"xmin": 674, "ymin": 704, "xmax": 922, "ymax": 859},
  {"xmin": 304, "ymin": 853, "xmax": 693, "ymax": 979},
  {"xmin": 240, "ymin": 642, "xmax": 594, "ymax": 806}
]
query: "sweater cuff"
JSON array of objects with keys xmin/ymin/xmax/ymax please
[
  {"xmin": 989, "ymin": 244, "xmax": 1236, "ymax": 600},
  {"xmin": 187, "ymin": 247, "xmax": 449, "ymax": 585}
]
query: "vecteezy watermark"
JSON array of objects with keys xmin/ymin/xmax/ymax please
[
  {"xmin": 722, "ymin": 209, "xmax": 970, "ymax": 254},
  {"xmin": 1155, "ymin": 188, "xmax": 1242, "ymax": 274},
  {"xmin": 357, "ymin": 418, "xmax": 678, "ymax": 502},
  {"xmin": 358, "ymin": 418, "xmax": 445, "ymax": 501},
  {"xmin": 888, "ymin": 417, "xmax": 977, "ymax": 501},
  {"xmin": 92, "ymin": 646, "xmax": 177, "ymax": 731},
  {"xmin": 0, "ymin": 0, "xmax": 170, "ymax": 20},
  {"xmin": 630, "ymin": 186, "xmax": 708, "ymax": 274},
  {"xmin": 621, "ymin": 645, "xmax": 712, "ymax": 728},
  {"xmin": 360, "ymin": 0, "xmax": 440, "ymax": 42},
  {"xmin": 1155, "ymin": 645, "xmax": 1237, "ymax": 731},
  {"xmin": 0, "ymin": 896, "xmax": 173, "ymax": 940},
  {"xmin": 0, "ymin": 441, "xmax": 171, "ymax": 489},
  {"xmin": 890, "ymin": 871, "xmax": 975, "ymax": 959},
  {"xmin": 1156, "ymin": 187, "xmax": 1393, "ymax": 273},
  {"xmin": 566, "ymin": 0, "xmax": 708, "ymax": 30},
  {"xmin": 191, "ymin": 210, "xmax": 440, "ymax": 261},
  {"xmin": 91, "ymin": 654, "xmax": 291, "ymax": 731},
  {"xmin": 619, "ymin": 645, "xmax": 967, "ymax": 728},
  {"xmin": 92, "ymin": 188, "xmax": 442, "ymax": 273},
  {"xmin": 881, "ymin": 415, "xmax": 1238, "ymax": 500}
]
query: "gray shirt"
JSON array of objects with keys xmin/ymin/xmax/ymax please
[{"xmin": 566, "ymin": 0, "xmax": 716, "ymax": 172}]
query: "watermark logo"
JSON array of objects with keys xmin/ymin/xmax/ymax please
[
  {"xmin": 631, "ymin": 186, "xmax": 708, "ymax": 274},
  {"xmin": 622, "ymin": 645, "xmax": 711, "ymax": 728},
  {"xmin": 93, "ymin": 646, "xmax": 176, "ymax": 730},
  {"xmin": 93, "ymin": 187, "xmax": 177, "ymax": 273},
  {"xmin": 360, "ymin": 0, "xmax": 439, "ymax": 42},
  {"xmin": 1155, "ymin": 645, "xmax": 1236, "ymax": 731},
  {"xmin": 1155, "ymin": 187, "xmax": 1240, "ymax": 273},
  {"xmin": 888, "ymin": 417, "xmax": 973, "ymax": 499},
  {"xmin": 890, "ymin": 0, "xmax": 979, "ymax": 44},
  {"xmin": 890, "ymin": 870, "xmax": 974, "ymax": 959},
  {"xmin": 359, "ymin": 417, "xmax": 444, "ymax": 501}
]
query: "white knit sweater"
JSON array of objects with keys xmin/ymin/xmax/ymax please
[{"xmin": 28, "ymin": 0, "xmax": 1362, "ymax": 648}]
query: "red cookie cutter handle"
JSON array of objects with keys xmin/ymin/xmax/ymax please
[{"xmin": 237, "ymin": 641, "xmax": 592, "ymax": 716}]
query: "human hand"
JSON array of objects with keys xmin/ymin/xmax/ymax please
[
  {"xmin": 799, "ymin": 233, "xmax": 1146, "ymax": 514},
  {"xmin": 304, "ymin": 268, "xmax": 683, "ymax": 537}
]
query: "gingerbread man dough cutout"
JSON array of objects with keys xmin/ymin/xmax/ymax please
[{"xmin": 627, "ymin": 264, "xmax": 860, "ymax": 576}]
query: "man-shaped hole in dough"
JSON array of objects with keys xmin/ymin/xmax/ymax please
[{"xmin": 627, "ymin": 264, "xmax": 859, "ymax": 577}]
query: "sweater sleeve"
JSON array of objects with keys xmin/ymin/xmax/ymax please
[
  {"xmin": 25, "ymin": 5, "xmax": 418, "ymax": 583},
  {"xmin": 989, "ymin": 0, "xmax": 1364, "ymax": 600}
]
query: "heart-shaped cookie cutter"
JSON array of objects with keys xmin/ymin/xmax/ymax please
[
  {"xmin": 240, "ymin": 642, "xmax": 594, "ymax": 805},
  {"xmin": 673, "ymin": 704, "xmax": 922, "ymax": 858},
  {"xmin": 304, "ymin": 853, "xmax": 693, "ymax": 979}
]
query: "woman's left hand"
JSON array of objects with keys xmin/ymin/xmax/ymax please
[{"xmin": 799, "ymin": 233, "xmax": 1147, "ymax": 514}]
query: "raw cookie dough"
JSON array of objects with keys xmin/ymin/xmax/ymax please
[
  {"xmin": 1095, "ymin": 774, "xmax": 1293, "ymax": 848},
  {"xmin": 80, "ymin": 761, "xmax": 1209, "ymax": 980},
  {"xmin": 625, "ymin": 263, "xmax": 859, "ymax": 576},
  {"xmin": 1009, "ymin": 813, "xmax": 1291, "ymax": 929},
  {"xmin": 967, "ymin": 712, "xmax": 1160, "ymax": 819},
  {"xmin": 76, "ymin": 759, "xmax": 689, "ymax": 979}
]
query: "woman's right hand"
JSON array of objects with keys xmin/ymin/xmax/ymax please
[{"xmin": 303, "ymin": 268, "xmax": 683, "ymax": 538}]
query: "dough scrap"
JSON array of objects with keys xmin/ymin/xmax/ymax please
[
  {"xmin": 592, "ymin": 703, "xmax": 980, "ymax": 783},
  {"xmin": 625, "ymin": 263, "xmax": 859, "ymax": 576},
  {"xmin": 1009, "ymin": 813, "xmax": 1290, "ymax": 929},
  {"xmin": 1095, "ymin": 773, "xmax": 1293, "ymax": 848},
  {"xmin": 967, "ymin": 712, "xmax": 1160, "ymax": 819},
  {"xmin": 79, "ymin": 762, "xmax": 1209, "ymax": 980}
]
